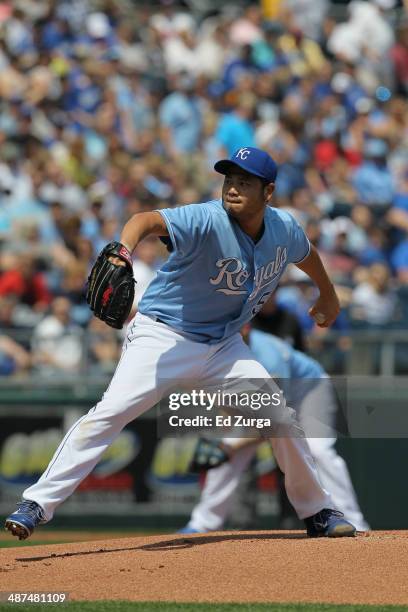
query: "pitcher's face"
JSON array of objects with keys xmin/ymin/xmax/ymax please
[{"xmin": 222, "ymin": 170, "xmax": 274, "ymax": 220}]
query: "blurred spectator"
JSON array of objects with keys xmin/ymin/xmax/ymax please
[
  {"xmin": 194, "ymin": 23, "xmax": 229, "ymax": 79},
  {"xmin": 0, "ymin": 252, "xmax": 51, "ymax": 310},
  {"xmin": 320, "ymin": 216, "xmax": 365, "ymax": 270},
  {"xmin": 388, "ymin": 191, "xmax": 408, "ymax": 226},
  {"xmin": 391, "ymin": 237, "xmax": 408, "ymax": 283},
  {"xmin": 87, "ymin": 316, "xmax": 120, "ymax": 375},
  {"xmin": 0, "ymin": 296, "xmax": 20, "ymax": 331},
  {"xmin": 357, "ymin": 226, "xmax": 389, "ymax": 266},
  {"xmin": 159, "ymin": 73, "xmax": 204, "ymax": 155},
  {"xmin": 351, "ymin": 139, "xmax": 394, "ymax": 208},
  {"xmin": 215, "ymin": 97, "xmax": 256, "ymax": 157},
  {"xmin": 0, "ymin": 334, "xmax": 31, "ymax": 376},
  {"xmin": 222, "ymin": 44, "xmax": 260, "ymax": 92},
  {"xmin": 390, "ymin": 18, "xmax": 408, "ymax": 95},
  {"xmin": 162, "ymin": 16, "xmax": 201, "ymax": 76},
  {"xmin": 229, "ymin": 4, "xmax": 264, "ymax": 46},
  {"xmin": 276, "ymin": 20, "xmax": 327, "ymax": 77},
  {"xmin": 149, "ymin": 5, "xmax": 195, "ymax": 41},
  {"xmin": 31, "ymin": 296, "xmax": 83, "ymax": 375},
  {"xmin": 328, "ymin": 1, "xmax": 395, "ymax": 66},
  {"xmin": 280, "ymin": 0, "xmax": 329, "ymax": 41},
  {"xmin": 350, "ymin": 263, "xmax": 398, "ymax": 325},
  {"xmin": 58, "ymin": 260, "xmax": 90, "ymax": 326}
]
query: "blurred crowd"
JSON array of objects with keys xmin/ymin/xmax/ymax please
[{"xmin": 0, "ymin": 0, "xmax": 407, "ymax": 378}]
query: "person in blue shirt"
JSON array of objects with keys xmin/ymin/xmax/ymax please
[
  {"xmin": 6, "ymin": 146, "xmax": 355, "ymax": 540},
  {"xmin": 159, "ymin": 75, "xmax": 203, "ymax": 154},
  {"xmin": 391, "ymin": 238, "xmax": 408, "ymax": 284},
  {"xmin": 215, "ymin": 101, "xmax": 256, "ymax": 158},
  {"xmin": 180, "ymin": 327, "xmax": 369, "ymax": 534},
  {"xmin": 351, "ymin": 139, "xmax": 394, "ymax": 208}
]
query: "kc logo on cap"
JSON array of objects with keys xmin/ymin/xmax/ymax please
[{"xmin": 235, "ymin": 148, "xmax": 251, "ymax": 160}]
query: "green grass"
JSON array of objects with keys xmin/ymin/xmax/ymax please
[{"xmin": 0, "ymin": 603, "xmax": 407, "ymax": 612}]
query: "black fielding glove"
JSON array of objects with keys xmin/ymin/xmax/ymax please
[{"xmin": 86, "ymin": 241, "xmax": 136, "ymax": 329}]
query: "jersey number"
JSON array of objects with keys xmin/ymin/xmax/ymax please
[{"xmin": 251, "ymin": 290, "xmax": 274, "ymax": 316}]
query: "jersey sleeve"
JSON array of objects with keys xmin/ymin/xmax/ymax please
[
  {"xmin": 287, "ymin": 215, "xmax": 311, "ymax": 264},
  {"xmin": 157, "ymin": 203, "xmax": 212, "ymax": 257}
]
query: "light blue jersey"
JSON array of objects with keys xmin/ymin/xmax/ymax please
[
  {"xmin": 138, "ymin": 199, "xmax": 310, "ymax": 344},
  {"xmin": 248, "ymin": 329, "xmax": 325, "ymax": 408},
  {"xmin": 248, "ymin": 329, "xmax": 324, "ymax": 379}
]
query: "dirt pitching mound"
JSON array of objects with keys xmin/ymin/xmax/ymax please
[{"xmin": 2, "ymin": 531, "xmax": 408, "ymax": 605}]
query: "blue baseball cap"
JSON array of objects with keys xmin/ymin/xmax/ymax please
[{"xmin": 214, "ymin": 147, "xmax": 278, "ymax": 183}]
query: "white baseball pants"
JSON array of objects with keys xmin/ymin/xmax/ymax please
[
  {"xmin": 189, "ymin": 379, "xmax": 369, "ymax": 532},
  {"xmin": 23, "ymin": 313, "xmax": 332, "ymax": 521}
]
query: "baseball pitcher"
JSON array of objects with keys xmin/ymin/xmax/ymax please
[{"xmin": 6, "ymin": 147, "xmax": 355, "ymax": 539}]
